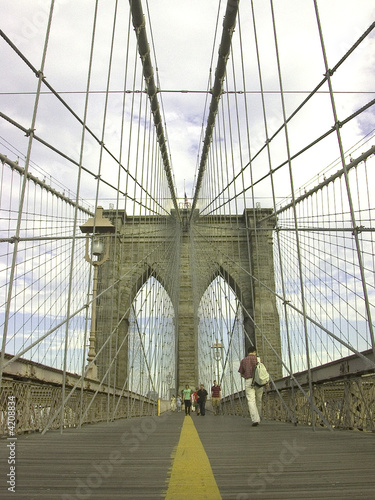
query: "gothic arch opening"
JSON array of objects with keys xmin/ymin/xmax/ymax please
[
  {"xmin": 197, "ymin": 275, "xmax": 246, "ymax": 397},
  {"xmin": 128, "ymin": 276, "xmax": 176, "ymax": 400}
]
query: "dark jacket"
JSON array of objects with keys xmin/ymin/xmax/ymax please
[{"xmin": 197, "ymin": 388, "xmax": 208, "ymax": 402}]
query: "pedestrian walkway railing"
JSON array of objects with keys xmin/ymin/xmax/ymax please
[
  {"xmin": 0, "ymin": 354, "xmax": 157, "ymax": 436},
  {"xmin": 2, "ymin": 350, "xmax": 374, "ymax": 435},
  {"xmin": 222, "ymin": 349, "xmax": 375, "ymax": 432}
]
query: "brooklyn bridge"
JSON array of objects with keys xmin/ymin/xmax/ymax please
[{"xmin": 0, "ymin": 0, "xmax": 374, "ymax": 498}]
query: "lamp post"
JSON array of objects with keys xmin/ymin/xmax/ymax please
[
  {"xmin": 211, "ymin": 339, "xmax": 224, "ymax": 383},
  {"xmin": 166, "ymin": 372, "xmax": 172, "ymax": 399},
  {"xmin": 80, "ymin": 206, "xmax": 115, "ymax": 380}
]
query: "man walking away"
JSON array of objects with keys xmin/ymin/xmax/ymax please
[{"xmin": 238, "ymin": 347, "xmax": 265, "ymax": 426}]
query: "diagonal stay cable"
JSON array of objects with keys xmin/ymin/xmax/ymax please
[
  {"xmin": 198, "ymin": 20, "xmax": 375, "ymax": 216},
  {"xmin": 191, "ymin": 223, "xmax": 375, "ymax": 370},
  {"xmin": 0, "ymin": 28, "xmax": 167, "ymax": 216},
  {"xmin": 0, "ymin": 112, "xmax": 167, "ymax": 215}
]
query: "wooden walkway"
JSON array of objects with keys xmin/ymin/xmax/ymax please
[{"xmin": 1, "ymin": 411, "xmax": 374, "ymax": 499}]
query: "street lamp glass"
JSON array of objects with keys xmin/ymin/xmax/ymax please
[{"xmin": 92, "ymin": 238, "xmax": 104, "ymax": 256}]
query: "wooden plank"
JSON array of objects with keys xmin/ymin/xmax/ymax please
[
  {"xmin": 195, "ymin": 415, "xmax": 375, "ymax": 499},
  {"xmin": 0, "ymin": 414, "xmax": 182, "ymax": 499},
  {"xmin": 0, "ymin": 412, "xmax": 374, "ymax": 499}
]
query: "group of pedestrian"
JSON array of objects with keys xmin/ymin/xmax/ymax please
[
  {"xmin": 181, "ymin": 384, "xmax": 209, "ymax": 416},
  {"xmin": 170, "ymin": 345, "xmax": 267, "ymax": 426},
  {"xmin": 170, "ymin": 381, "xmax": 222, "ymax": 416}
]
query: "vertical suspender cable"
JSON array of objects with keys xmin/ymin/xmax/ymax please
[
  {"xmin": 129, "ymin": 0, "xmax": 179, "ymax": 216},
  {"xmin": 191, "ymin": 0, "xmax": 240, "ymax": 214},
  {"xmin": 267, "ymin": 0, "xmax": 298, "ymax": 425},
  {"xmin": 66, "ymin": 0, "xmax": 100, "ymax": 432}
]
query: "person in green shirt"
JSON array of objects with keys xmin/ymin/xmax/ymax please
[{"xmin": 182, "ymin": 385, "xmax": 192, "ymax": 415}]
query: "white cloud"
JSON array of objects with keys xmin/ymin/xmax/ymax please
[{"xmin": 1, "ymin": 0, "xmax": 374, "ymax": 203}]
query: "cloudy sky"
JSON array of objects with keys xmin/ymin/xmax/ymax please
[
  {"xmin": 0, "ymin": 0, "xmax": 374, "ymax": 206},
  {"xmin": 1, "ymin": 0, "xmax": 374, "ymax": 379}
]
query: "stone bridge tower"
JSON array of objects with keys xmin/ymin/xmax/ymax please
[{"xmin": 94, "ymin": 208, "xmax": 282, "ymax": 392}]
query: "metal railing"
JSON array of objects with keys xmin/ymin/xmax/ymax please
[
  {"xmin": 0, "ymin": 354, "xmax": 157, "ymax": 436},
  {"xmin": 221, "ymin": 349, "xmax": 375, "ymax": 432}
]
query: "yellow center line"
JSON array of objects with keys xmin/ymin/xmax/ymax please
[{"xmin": 164, "ymin": 416, "xmax": 222, "ymax": 499}]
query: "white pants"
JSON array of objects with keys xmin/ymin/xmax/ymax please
[{"xmin": 245, "ymin": 378, "xmax": 263, "ymax": 423}]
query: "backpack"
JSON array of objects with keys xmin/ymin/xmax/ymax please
[{"xmin": 253, "ymin": 358, "xmax": 270, "ymax": 387}]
